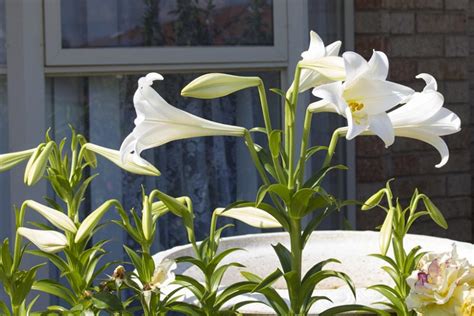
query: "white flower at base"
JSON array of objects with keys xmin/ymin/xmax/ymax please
[
  {"xmin": 406, "ymin": 245, "xmax": 474, "ymax": 315},
  {"xmin": 18, "ymin": 227, "xmax": 67, "ymax": 253},
  {"xmin": 312, "ymin": 50, "xmax": 414, "ymax": 147},
  {"xmin": 388, "ymin": 74, "xmax": 461, "ymax": 168},
  {"xmin": 143, "ymin": 259, "xmax": 177, "ymax": 307},
  {"xmin": 214, "ymin": 207, "xmax": 282, "ymax": 228},
  {"xmin": 120, "ymin": 73, "xmax": 246, "ymax": 165},
  {"xmin": 291, "ymin": 31, "xmax": 344, "ymax": 93}
]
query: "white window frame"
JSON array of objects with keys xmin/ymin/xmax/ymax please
[{"xmin": 44, "ymin": 0, "xmax": 288, "ymax": 67}]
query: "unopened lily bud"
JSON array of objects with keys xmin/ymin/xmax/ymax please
[
  {"xmin": 181, "ymin": 73, "xmax": 261, "ymax": 99},
  {"xmin": 24, "ymin": 141, "xmax": 54, "ymax": 186},
  {"xmin": 214, "ymin": 207, "xmax": 282, "ymax": 229},
  {"xmin": 84, "ymin": 143, "xmax": 160, "ymax": 176},
  {"xmin": 142, "ymin": 196, "xmax": 153, "ymax": 242},
  {"xmin": 75, "ymin": 200, "xmax": 117, "ymax": 243},
  {"xmin": 361, "ymin": 189, "xmax": 386, "ymax": 210},
  {"xmin": 0, "ymin": 148, "xmax": 36, "ymax": 172},
  {"xmin": 25, "ymin": 200, "xmax": 77, "ymax": 233},
  {"xmin": 78, "ymin": 136, "xmax": 97, "ymax": 168},
  {"xmin": 18, "ymin": 227, "xmax": 67, "ymax": 253}
]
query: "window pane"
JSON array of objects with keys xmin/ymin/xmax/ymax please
[
  {"xmin": 61, "ymin": 0, "xmax": 274, "ymax": 48},
  {"xmin": 0, "ymin": 0, "xmax": 5, "ymax": 64},
  {"xmin": 46, "ymin": 71, "xmax": 280, "ymax": 253}
]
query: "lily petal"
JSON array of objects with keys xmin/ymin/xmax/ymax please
[
  {"xmin": 345, "ymin": 107, "xmax": 369, "ymax": 140},
  {"xmin": 420, "ymin": 108, "xmax": 461, "ymax": 136},
  {"xmin": 343, "ymin": 51, "xmax": 369, "ymax": 87},
  {"xmin": 325, "ymin": 40, "xmax": 342, "ymax": 56},
  {"xmin": 367, "ymin": 51, "xmax": 389, "ymax": 81},
  {"xmin": 369, "ymin": 112, "xmax": 395, "ymax": 147},
  {"xmin": 301, "ymin": 30, "xmax": 326, "ymax": 60},
  {"xmin": 312, "ymin": 81, "xmax": 346, "ymax": 115},
  {"xmin": 395, "ymin": 129, "xmax": 449, "ymax": 168},
  {"xmin": 214, "ymin": 207, "xmax": 282, "ymax": 228},
  {"xmin": 389, "ymin": 91, "xmax": 444, "ymax": 126},
  {"xmin": 307, "ymin": 99, "xmax": 339, "ymax": 113},
  {"xmin": 417, "ymin": 73, "xmax": 438, "ymax": 92},
  {"xmin": 344, "ymin": 78, "xmax": 414, "ymax": 114}
]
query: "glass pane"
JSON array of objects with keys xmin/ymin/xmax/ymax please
[
  {"xmin": 46, "ymin": 71, "xmax": 280, "ymax": 255},
  {"xmin": 0, "ymin": 0, "xmax": 6, "ymax": 63},
  {"xmin": 61, "ymin": 0, "xmax": 274, "ymax": 48}
]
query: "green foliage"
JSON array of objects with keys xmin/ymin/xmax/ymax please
[{"xmin": 361, "ymin": 180, "xmax": 447, "ymax": 316}]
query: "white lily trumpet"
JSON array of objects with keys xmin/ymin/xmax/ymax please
[
  {"xmin": 312, "ymin": 50, "xmax": 414, "ymax": 147},
  {"xmin": 292, "ymin": 31, "xmax": 344, "ymax": 93},
  {"xmin": 120, "ymin": 73, "xmax": 246, "ymax": 164}
]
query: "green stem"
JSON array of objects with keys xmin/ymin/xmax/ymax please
[
  {"xmin": 289, "ymin": 218, "xmax": 302, "ymax": 313},
  {"xmin": 257, "ymin": 82, "xmax": 273, "ymax": 135},
  {"xmin": 244, "ymin": 131, "xmax": 271, "ymax": 186},
  {"xmin": 287, "ymin": 65, "xmax": 302, "ymax": 190},
  {"xmin": 208, "ymin": 210, "xmax": 219, "ymax": 257},
  {"xmin": 322, "ymin": 128, "xmax": 344, "ymax": 169},
  {"xmin": 295, "ymin": 110, "xmax": 313, "ymax": 188},
  {"xmin": 12, "ymin": 203, "xmax": 27, "ymax": 272}
]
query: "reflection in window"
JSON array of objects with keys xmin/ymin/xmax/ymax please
[
  {"xmin": 61, "ymin": 0, "xmax": 274, "ymax": 48},
  {"xmin": 46, "ymin": 72, "xmax": 280, "ymax": 253}
]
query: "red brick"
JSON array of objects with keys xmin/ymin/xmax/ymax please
[
  {"xmin": 382, "ymin": 0, "xmax": 415, "ymax": 9},
  {"xmin": 355, "ymin": 35, "xmax": 388, "ymax": 58},
  {"xmin": 389, "ymin": 12, "xmax": 415, "ymax": 34},
  {"xmin": 357, "ymin": 157, "xmax": 387, "ymax": 182},
  {"xmin": 445, "ymin": 0, "xmax": 469, "ymax": 11},
  {"xmin": 389, "ymin": 35, "xmax": 443, "ymax": 57},
  {"xmin": 415, "ymin": 0, "xmax": 443, "ymax": 9},
  {"xmin": 393, "ymin": 175, "xmax": 446, "ymax": 198},
  {"xmin": 447, "ymin": 173, "xmax": 471, "ymax": 196},
  {"xmin": 416, "ymin": 13, "xmax": 466, "ymax": 33},
  {"xmin": 356, "ymin": 137, "xmax": 386, "ymax": 157},
  {"xmin": 390, "ymin": 59, "xmax": 417, "ymax": 81},
  {"xmin": 355, "ymin": 12, "xmax": 389, "ymax": 33},
  {"xmin": 445, "ymin": 36, "xmax": 469, "ymax": 57},
  {"xmin": 355, "ymin": 0, "xmax": 382, "ymax": 10}
]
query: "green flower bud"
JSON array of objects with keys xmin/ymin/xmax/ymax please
[
  {"xmin": 24, "ymin": 141, "xmax": 54, "ymax": 186},
  {"xmin": 361, "ymin": 189, "xmax": 386, "ymax": 210},
  {"xmin": 181, "ymin": 73, "xmax": 261, "ymax": 99},
  {"xmin": 75, "ymin": 200, "xmax": 117, "ymax": 243},
  {"xmin": 142, "ymin": 196, "xmax": 153, "ymax": 242},
  {"xmin": 0, "ymin": 148, "xmax": 36, "ymax": 172}
]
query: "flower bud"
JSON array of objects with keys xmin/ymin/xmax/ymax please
[
  {"xmin": 379, "ymin": 207, "xmax": 394, "ymax": 255},
  {"xmin": 142, "ymin": 196, "xmax": 153, "ymax": 242},
  {"xmin": 25, "ymin": 200, "xmax": 77, "ymax": 233},
  {"xmin": 18, "ymin": 227, "xmax": 67, "ymax": 253},
  {"xmin": 181, "ymin": 73, "xmax": 261, "ymax": 99},
  {"xmin": 361, "ymin": 189, "xmax": 386, "ymax": 210},
  {"xmin": 24, "ymin": 141, "xmax": 54, "ymax": 186},
  {"xmin": 75, "ymin": 200, "xmax": 116, "ymax": 243},
  {"xmin": 214, "ymin": 206, "xmax": 282, "ymax": 228},
  {"xmin": 84, "ymin": 143, "xmax": 160, "ymax": 176},
  {"xmin": 0, "ymin": 148, "xmax": 36, "ymax": 172}
]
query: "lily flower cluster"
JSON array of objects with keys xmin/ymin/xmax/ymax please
[{"xmin": 406, "ymin": 246, "xmax": 474, "ymax": 315}]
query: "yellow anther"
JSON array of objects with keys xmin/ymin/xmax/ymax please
[{"xmin": 348, "ymin": 101, "xmax": 364, "ymax": 112}]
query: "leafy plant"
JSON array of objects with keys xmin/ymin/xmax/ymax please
[{"xmin": 362, "ymin": 180, "xmax": 448, "ymax": 316}]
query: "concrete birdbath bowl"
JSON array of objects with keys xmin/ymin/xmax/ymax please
[{"xmin": 152, "ymin": 231, "xmax": 474, "ymax": 315}]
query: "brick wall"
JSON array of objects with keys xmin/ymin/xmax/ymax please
[{"xmin": 354, "ymin": 0, "xmax": 473, "ymax": 242}]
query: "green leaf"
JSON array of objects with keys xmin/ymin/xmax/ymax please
[
  {"xmin": 211, "ymin": 262, "xmax": 245, "ymax": 292},
  {"xmin": 253, "ymin": 144, "xmax": 277, "ymax": 180},
  {"xmin": 252, "ymin": 269, "xmax": 283, "ymax": 292},
  {"xmin": 302, "ymin": 258, "xmax": 341, "ymax": 284},
  {"xmin": 207, "ymin": 247, "xmax": 243, "ymax": 274},
  {"xmin": 269, "ymin": 130, "xmax": 282, "ymax": 159},
  {"xmin": 269, "ymin": 88, "xmax": 292, "ymax": 104},
  {"xmin": 256, "ymin": 184, "xmax": 291, "ymax": 206},
  {"xmin": 303, "ymin": 164, "xmax": 348, "ymax": 189},
  {"xmin": 1, "ymin": 239, "xmax": 12, "ymax": 274},
  {"xmin": 302, "ymin": 207, "xmax": 335, "ymax": 247},
  {"xmin": 304, "ymin": 146, "xmax": 328, "ymax": 161},
  {"xmin": 32, "ymin": 279, "xmax": 75, "ymax": 305},
  {"xmin": 320, "ymin": 304, "xmax": 390, "ymax": 316},
  {"xmin": 272, "ymin": 243, "xmax": 292, "ymax": 273},
  {"xmin": 289, "ymin": 188, "xmax": 315, "ymax": 219},
  {"xmin": 421, "ymin": 195, "xmax": 448, "ymax": 229},
  {"xmin": 92, "ymin": 292, "xmax": 123, "ymax": 311},
  {"xmin": 0, "ymin": 299, "xmax": 10, "ymax": 316},
  {"xmin": 369, "ymin": 284, "xmax": 407, "ymax": 314}
]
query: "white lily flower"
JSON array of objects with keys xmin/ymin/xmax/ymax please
[
  {"xmin": 18, "ymin": 227, "xmax": 67, "ymax": 253},
  {"xmin": 84, "ymin": 143, "xmax": 160, "ymax": 176},
  {"xmin": 214, "ymin": 206, "xmax": 282, "ymax": 228},
  {"xmin": 148, "ymin": 259, "xmax": 177, "ymax": 292},
  {"xmin": 25, "ymin": 200, "xmax": 77, "ymax": 233},
  {"xmin": 388, "ymin": 74, "xmax": 461, "ymax": 168},
  {"xmin": 292, "ymin": 31, "xmax": 344, "ymax": 93},
  {"xmin": 312, "ymin": 50, "xmax": 414, "ymax": 146},
  {"xmin": 120, "ymin": 73, "xmax": 246, "ymax": 163}
]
